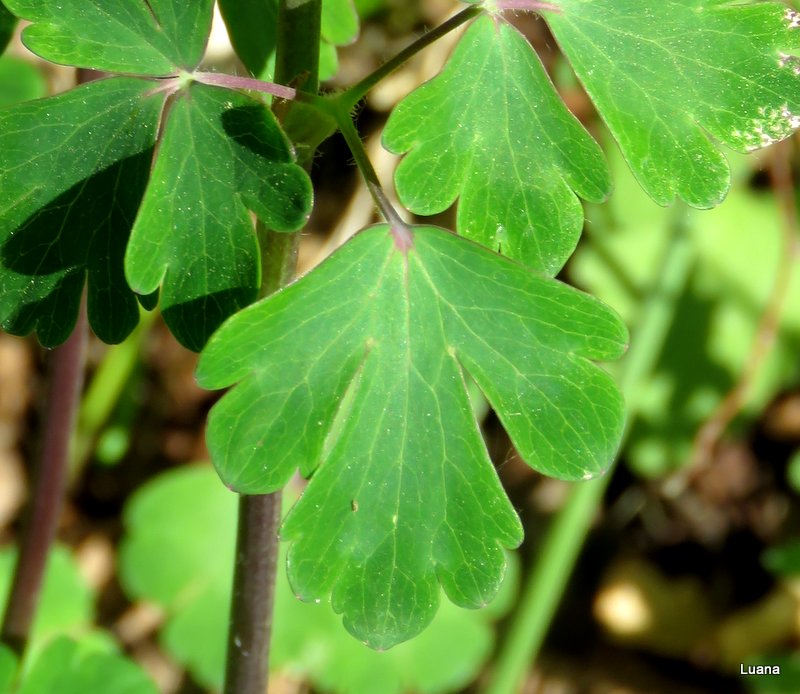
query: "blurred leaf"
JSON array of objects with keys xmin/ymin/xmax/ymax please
[
  {"xmin": 0, "ymin": 546, "xmax": 93, "ymax": 657},
  {"xmin": 17, "ymin": 637, "xmax": 157, "ymax": 694},
  {"xmin": 0, "ymin": 77, "xmax": 162, "ymax": 347},
  {"xmin": 546, "ymin": 0, "xmax": 800, "ymax": 207},
  {"xmin": 120, "ymin": 465, "xmax": 518, "ymax": 694},
  {"xmin": 125, "ymin": 81, "xmax": 312, "ymax": 352},
  {"xmin": 0, "ymin": 2, "xmax": 16, "ymax": 54},
  {"xmin": 0, "ymin": 57, "xmax": 46, "ymax": 107},
  {"xmin": 197, "ymin": 224, "xmax": 625, "ymax": 648},
  {"xmin": 763, "ymin": 540, "xmax": 800, "ymax": 577},
  {"xmin": 4, "ymin": 0, "xmax": 213, "ymax": 75},
  {"xmin": 0, "ymin": 645, "xmax": 16, "ymax": 692},
  {"xmin": 384, "ymin": 15, "xmax": 610, "ymax": 274},
  {"xmin": 322, "ymin": 0, "xmax": 358, "ymax": 46},
  {"xmin": 744, "ymin": 652, "xmax": 800, "ymax": 693},
  {"xmin": 573, "ymin": 146, "xmax": 800, "ymax": 477}
]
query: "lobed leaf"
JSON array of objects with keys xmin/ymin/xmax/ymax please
[
  {"xmin": 4, "ymin": 0, "xmax": 214, "ymax": 75},
  {"xmin": 197, "ymin": 224, "xmax": 626, "ymax": 648},
  {"xmin": 0, "ymin": 77, "xmax": 162, "ymax": 346},
  {"xmin": 125, "ymin": 81, "xmax": 312, "ymax": 351},
  {"xmin": 383, "ymin": 14, "xmax": 610, "ymax": 275},
  {"xmin": 120, "ymin": 465, "xmax": 516, "ymax": 693},
  {"xmin": 545, "ymin": 0, "xmax": 800, "ymax": 208}
]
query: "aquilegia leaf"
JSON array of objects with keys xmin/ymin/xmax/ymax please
[
  {"xmin": 197, "ymin": 224, "xmax": 627, "ymax": 648},
  {"xmin": 0, "ymin": 77, "xmax": 162, "ymax": 346},
  {"xmin": 383, "ymin": 14, "xmax": 610, "ymax": 275},
  {"xmin": 544, "ymin": 0, "xmax": 800, "ymax": 207},
  {"xmin": 4, "ymin": 0, "xmax": 214, "ymax": 75},
  {"xmin": 125, "ymin": 82, "xmax": 312, "ymax": 351}
]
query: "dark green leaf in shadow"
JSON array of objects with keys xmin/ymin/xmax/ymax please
[
  {"xmin": 0, "ymin": 2, "xmax": 16, "ymax": 55},
  {"xmin": 0, "ymin": 77, "xmax": 162, "ymax": 346},
  {"xmin": 125, "ymin": 82, "xmax": 312, "ymax": 351}
]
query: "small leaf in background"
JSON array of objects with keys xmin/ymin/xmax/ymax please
[
  {"xmin": 545, "ymin": 0, "xmax": 800, "ymax": 208},
  {"xmin": 125, "ymin": 81, "xmax": 312, "ymax": 352},
  {"xmin": 0, "ymin": 77, "xmax": 163, "ymax": 347},
  {"xmin": 0, "ymin": 546, "xmax": 93, "ymax": 655},
  {"xmin": 0, "ymin": 1, "xmax": 16, "ymax": 54},
  {"xmin": 322, "ymin": 0, "xmax": 359, "ymax": 47},
  {"xmin": 197, "ymin": 224, "xmax": 626, "ymax": 648},
  {"xmin": 0, "ymin": 56, "xmax": 46, "ymax": 107},
  {"xmin": 383, "ymin": 14, "xmax": 610, "ymax": 275},
  {"xmin": 17, "ymin": 637, "xmax": 157, "ymax": 694},
  {"xmin": 119, "ymin": 465, "xmax": 517, "ymax": 694},
  {"xmin": 0, "ymin": 645, "xmax": 16, "ymax": 692},
  {"xmin": 4, "ymin": 0, "xmax": 214, "ymax": 75}
]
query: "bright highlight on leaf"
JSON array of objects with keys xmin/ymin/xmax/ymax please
[
  {"xmin": 545, "ymin": 0, "xmax": 800, "ymax": 208},
  {"xmin": 0, "ymin": 77, "xmax": 162, "ymax": 347},
  {"xmin": 4, "ymin": 0, "xmax": 214, "ymax": 75},
  {"xmin": 125, "ymin": 81, "xmax": 312, "ymax": 352},
  {"xmin": 197, "ymin": 224, "xmax": 627, "ymax": 648},
  {"xmin": 383, "ymin": 14, "xmax": 610, "ymax": 275}
]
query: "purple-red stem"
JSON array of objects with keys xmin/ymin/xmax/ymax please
[
  {"xmin": 193, "ymin": 71, "xmax": 297, "ymax": 100},
  {"xmin": 0, "ymin": 300, "xmax": 88, "ymax": 656}
]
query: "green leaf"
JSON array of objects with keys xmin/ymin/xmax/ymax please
[
  {"xmin": 383, "ymin": 14, "xmax": 610, "ymax": 275},
  {"xmin": 197, "ymin": 224, "xmax": 626, "ymax": 648},
  {"xmin": 322, "ymin": 0, "xmax": 359, "ymax": 46},
  {"xmin": 0, "ymin": 645, "xmax": 16, "ymax": 692},
  {"xmin": 125, "ymin": 81, "xmax": 312, "ymax": 352},
  {"xmin": 0, "ymin": 77, "xmax": 162, "ymax": 347},
  {"xmin": 18, "ymin": 637, "xmax": 157, "ymax": 694},
  {"xmin": 0, "ymin": 545, "xmax": 94, "ymax": 658},
  {"xmin": 544, "ymin": 0, "xmax": 800, "ymax": 208},
  {"xmin": 0, "ymin": 2, "xmax": 16, "ymax": 54},
  {"xmin": 4, "ymin": 0, "xmax": 214, "ymax": 75},
  {"xmin": 120, "ymin": 465, "xmax": 517, "ymax": 693},
  {"xmin": 217, "ymin": 0, "xmax": 278, "ymax": 77},
  {"xmin": 0, "ymin": 56, "xmax": 46, "ymax": 107}
]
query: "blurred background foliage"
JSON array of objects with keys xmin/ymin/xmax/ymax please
[{"xmin": 2, "ymin": 1, "xmax": 800, "ymax": 692}]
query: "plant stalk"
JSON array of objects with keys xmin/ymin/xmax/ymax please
[
  {"xmin": 0, "ymin": 299, "xmax": 88, "ymax": 656},
  {"xmin": 222, "ymin": 3, "xmax": 321, "ymax": 694},
  {"xmin": 486, "ymin": 207, "xmax": 695, "ymax": 694}
]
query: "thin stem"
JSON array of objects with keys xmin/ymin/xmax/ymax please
[
  {"xmin": 341, "ymin": 5, "xmax": 483, "ymax": 109},
  {"xmin": 334, "ymin": 103, "xmax": 413, "ymax": 250},
  {"xmin": 193, "ymin": 71, "xmax": 297, "ymax": 101},
  {"xmin": 222, "ymin": 3, "xmax": 321, "ymax": 694},
  {"xmin": 0, "ymin": 299, "xmax": 88, "ymax": 656},
  {"xmin": 691, "ymin": 142, "xmax": 798, "ymax": 466},
  {"xmin": 493, "ymin": 1, "xmax": 562, "ymax": 12},
  {"xmin": 485, "ymin": 207, "xmax": 695, "ymax": 694}
]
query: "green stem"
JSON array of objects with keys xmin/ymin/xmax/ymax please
[
  {"xmin": 486, "ymin": 208, "xmax": 695, "ymax": 694},
  {"xmin": 222, "ymin": 4, "xmax": 321, "ymax": 694},
  {"xmin": 340, "ymin": 5, "xmax": 483, "ymax": 109}
]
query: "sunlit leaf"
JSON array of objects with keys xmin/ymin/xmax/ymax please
[
  {"xmin": 4, "ymin": 0, "xmax": 214, "ymax": 75},
  {"xmin": 383, "ymin": 14, "xmax": 610, "ymax": 274},
  {"xmin": 197, "ymin": 224, "xmax": 626, "ymax": 648},
  {"xmin": 545, "ymin": 0, "xmax": 800, "ymax": 207},
  {"xmin": 125, "ymin": 81, "xmax": 312, "ymax": 351}
]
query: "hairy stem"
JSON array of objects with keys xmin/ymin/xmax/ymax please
[
  {"xmin": 222, "ymin": 4, "xmax": 321, "ymax": 694},
  {"xmin": 334, "ymin": 103, "xmax": 413, "ymax": 249},
  {"xmin": 486, "ymin": 208, "xmax": 695, "ymax": 694},
  {"xmin": 0, "ymin": 300, "xmax": 88, "ymax": 656},
  {"xmin": 341, "ymin": 5, "xmax": 483, "ymax": 109}
]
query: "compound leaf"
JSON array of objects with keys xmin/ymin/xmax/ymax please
[
  {"xmin": 125, "ymin": 81, "xmax": 313, "ymax": 351},
  {"xmin": 544, "ymin": 0, "xmax": 800, "ymax": 207},
  {"xmin": 383, "ymin": 14, "xmax": 610, "ymax": 275},
  {"xmin": 4, "ymin": 0, "xmax": 214, "ymax": 75},
  {"xmin": 0, "ymin": 77, "xmax": 162, "ymax": 347},
  {"xmin": 197, "ymin": 224, "xmax": 626, "ymax": 648}
]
